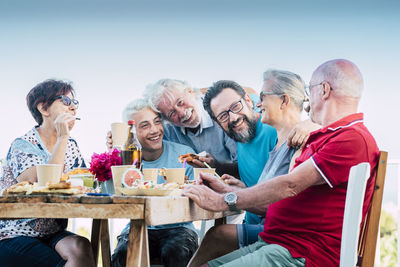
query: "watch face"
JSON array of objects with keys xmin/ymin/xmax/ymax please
[{"xmin": 225, "ymin": 192, "xmax": 237, "ymax": 203}]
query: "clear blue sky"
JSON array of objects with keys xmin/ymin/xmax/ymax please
[{"xmin": 1, "ymin": 0, "xmax": 399, "ymax": 160}]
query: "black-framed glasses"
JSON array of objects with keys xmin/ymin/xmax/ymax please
[
  {"xmin": 259, "ymin": 91, "xmax": 283, "ymax": 102},
  {"xmin": 56, "ymin": 95, "xmax": 79, "ymax": 108},
  {"xmin": 216, "ymin": 98, "xmax": 244, "ymax": 123}
]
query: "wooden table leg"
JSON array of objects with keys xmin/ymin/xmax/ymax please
[
  {"xmin": 91, "ymin": 219, "xmax": 101, "ymax": 266},
  {"xmin": 91, "ymin": 219, "xmax": 111, "ymax": 267},
  {"xmin": 100, "ymin": 219, "xmax": 111, "ymax": 267},
  {"xmin": 126, "ymin": 219, "xmax": 149, "ymax": 267}
]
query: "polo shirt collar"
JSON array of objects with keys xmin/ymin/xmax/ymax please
[{"xmin": 314, "ymin": 113, "xmax": 364, "ymax": 135}]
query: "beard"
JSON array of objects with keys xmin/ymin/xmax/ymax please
[
  {"xmin": 180, "ymin": 108, "xmax": 201, "ymax": 128},
  {"xmin": 226, "ymin": 115, "xmax": 258, "ymax": 143}
]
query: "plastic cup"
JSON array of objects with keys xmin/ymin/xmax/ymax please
[{"xmin": 111, "ymin": 122, "xmax": 129, "ymax": 149}]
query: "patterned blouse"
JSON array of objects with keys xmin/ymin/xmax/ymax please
[{"xmin": 0, "ymin": 127, "xmax": 85, "ymax": 241}]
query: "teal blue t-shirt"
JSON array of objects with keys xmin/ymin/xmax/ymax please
[
  {"xmin": 237, "ymin": 117, "xmax": 277, "ymax": 187},
  {"xmin": 237, "ymin": 116, "xmax": 277, "ymax": 224}
]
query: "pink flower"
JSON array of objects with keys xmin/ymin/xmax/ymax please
[{"xmin": 89, "ymin": 149, "xmax": 122, "ymax": 182}]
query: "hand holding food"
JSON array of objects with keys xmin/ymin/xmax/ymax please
[
  {"xmin": 182, "ymin": 151, "xmax": 217, "ymax": 169},
  {"xmin": 178, "ymin": 153, "xmax": 199, "ymax": 163}
]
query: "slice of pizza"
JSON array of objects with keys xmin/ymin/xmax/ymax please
[
  {"xmin": 178, "ymin": 153, "xmax": 199, "ymax": 163},
  {"xmin": 47, "ymin": 182, "xmax": 71, "ymax": 190},
  {"xmin": 5, "ymin": 181, "xmax": 33, "ymax": 195}
]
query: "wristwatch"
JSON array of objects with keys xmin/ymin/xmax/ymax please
[{"xmin": 224, "ymin": 192, "xmax": 238, "ymax": 211}]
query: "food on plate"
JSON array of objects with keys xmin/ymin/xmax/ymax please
[
  {"xmin": 28, "ymin": 185, "xmax": 83, "ymax": 195},
  {"xmin": 121, "ymin": 168, "xmax": 143, "ymax": 188},
  {"xmin": 5, "ymin": 181, "xmax": 33, "ymax": 194},
  {"xmin": 61, "ymin": 168, "xmax": 92, "ymax": 182},
  {"xmin": 184, "ymin": 180, "xmax": 197, "ymax": 185},
  {"xmin": 119, "ymin": 179, "xmax": 199, "ymax": 196},
  {"xmin": 178, "ymin": 153, "xmax": 199, "ymax": 163},
  {"xmin": 4, "ymin": 181, "xmax": 88, "ymax": 195},
  {"xmin": 47, "ymin": 182, "xmax": 71, "ymax": 190},
  {"xmin": 128, "ymin": 180, "xmax": 180, "ymax": 189},
  {"xmin": 120, "ymin": 180, "xmax": 183, "ymax": 196},
  {"xmin": 132, "ymin": 180, "xmax": 156, "ymax": 189}
]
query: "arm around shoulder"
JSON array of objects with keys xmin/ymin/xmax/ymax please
[{"xmin": 235, "ymin": 159, "xmax": 325, "ymax": 210}]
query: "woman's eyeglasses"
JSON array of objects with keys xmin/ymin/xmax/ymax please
[
  {"xmin": 56, "ymin": 95, "xmax": 79, "ymax": 108},
  {"xmin": 259, "ymin": 91, "xmax": 283, "ymax": 102}
]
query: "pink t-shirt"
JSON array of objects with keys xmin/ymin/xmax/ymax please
[{"xmin": 259, "ymin": 113, "xmax": 380, "ymax": 267}]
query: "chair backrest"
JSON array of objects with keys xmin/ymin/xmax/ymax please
[
  {"xmin": 340, "ymin": 162, "xmax": 371, "ymax": 267},
  {"xmin": 357, "ymin": 151, "xmax": 388, "ymax": 267}
]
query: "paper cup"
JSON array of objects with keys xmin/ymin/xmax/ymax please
[
  {"xmin": 159, "ymin": 168, "xmax": 185, "ymax": 184},
  {"xmin": 111, "ymin": 122, "xmax": 129, "ymax": 149},
  {"xmin": 36, "ymin": 164, "xmax": 63, "ymax": 186},
  {"xmin": 111, "ymin": 165, "xmax": 133, "ymax": 195},
  {"xmin": 143, "ymin": 168, "xmax": 159, "ymax": 183},
  {"xmin": 194, "ymin": 168, "xmax": 216, "ymax": 180}
]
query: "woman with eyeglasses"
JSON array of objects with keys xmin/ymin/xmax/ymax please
[{"xmin": 0, "ymin": 79, "xmax": 95, "ymax": 267}]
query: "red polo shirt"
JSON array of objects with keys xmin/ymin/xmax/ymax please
[{"xmin": 259, "ymin": 113, "xmax": 379, "ymax": 267}]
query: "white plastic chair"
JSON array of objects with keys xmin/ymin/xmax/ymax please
[
  {"xmin": 199, "ymin": 220, "xmax": 215, "ymax": 241},
  {"xmin": 340, "ymin": 162, "xmax": 370, "ymax": 267}
]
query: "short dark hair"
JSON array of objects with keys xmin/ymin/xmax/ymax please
[
  {"xmin": 203, "ymin": 80, "xmax": 246, "ymax": 120},
  {"xmin": 26, "ymin": 79, "xmax": 75, "ymax": 125}
]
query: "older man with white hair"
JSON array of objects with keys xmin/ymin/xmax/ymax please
[
  {"xmin": 183, "ymin": 59, "xmax": 380, "ymax": 267},
  {"xmin": 144, "ymin": 79, "xmax": 238, "ymax": 175}
]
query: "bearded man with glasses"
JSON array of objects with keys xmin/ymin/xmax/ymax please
[{"xmin": 187, "ymin": 73, "xmax": 320, "ymax": 266}]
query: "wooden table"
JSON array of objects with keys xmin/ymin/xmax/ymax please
[{"xmin": 0, "ymin": 194, "xmax": 239, "ymax": 266}]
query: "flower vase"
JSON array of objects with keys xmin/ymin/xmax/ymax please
[{"xmin": 100, "ymin": 179, "xmax": 115, "ymax": 194}]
